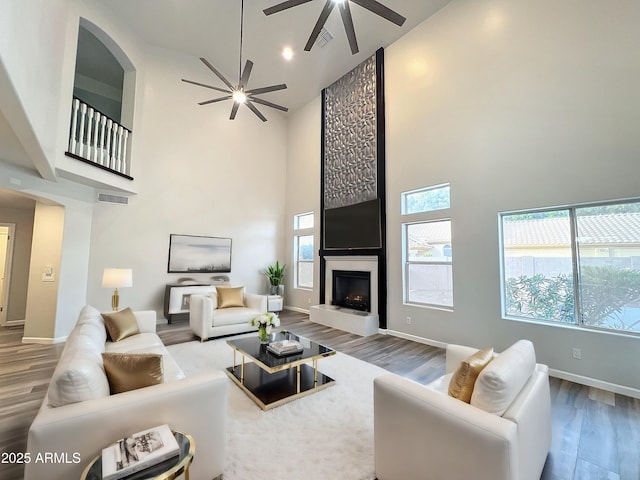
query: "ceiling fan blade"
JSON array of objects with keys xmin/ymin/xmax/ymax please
[
  {"xmin": 198, "ymin": 95, "xmax": 232, "ymax": 106},
  {"xmin": 239, "ymin": 60, "xmax": 254, "ymax": 89},
  {"xmin": 304, "ymin": 0, "xmax": 335, "ymax": 51},
  {"xmin": 245, "ymin": 83, "xmax": 288, "ymax": 95},
  {"xmin": 338, "ymin": 1, "xmax": 359, "ymax": 55},
  {"xmin": 181, "ymin": 79, "xmax": 230, "ymax": 94},
  {"xmin": 350, "ymin": 0, "xmax": 406, "ymax": 26},
  {"xmin": 246, "ymin": 101, "xmax": 268, "ymax": 122},
  {"xmin": 250, "ymin": 96, "xmax": 289, "ymax": 112},
  {"xmin": 199, "ymin": 57, "xmax": 235, "ymax": 90},
  {"xmin": 263, "ymin": 0, "xmax": 314, "ymax": 16},
  {"xmin": 230, "ymin": 101, "xmax": 240, "ymax": 120}
]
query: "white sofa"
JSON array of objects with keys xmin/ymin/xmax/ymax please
[
  {"xmin": 189, "ymin": 287, "xmax": 268, "ymax": 341},
  {"xmin": 25, "ymin": 305, "xmax": 227, "ymax": 480},
  {"xmin": 374, "ymin": 340, "xmax": 552, "ymax": 480}
]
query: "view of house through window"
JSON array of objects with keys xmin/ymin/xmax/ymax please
[
  {"xmin": 402, "ymin": 184, "xmax": 453, "ymax": 309},
  {"xmin": 294, "ymin": 212, "xmax": 314, "ymax": 289},
  {"xmin": 404, "ymin": 220, "xmax": 453, "ymax": 307},
  {"xmin": 501, "ymin": 200, "xmax": 640, "ymax": 334}
]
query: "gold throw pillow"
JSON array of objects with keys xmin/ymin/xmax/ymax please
[
  {"xmin": 448, "ymin": 347, "xmax": 494, "ymax": 403},
  {"xmin": 102, "ymin": 353, "xmax": 163, "ymax": 394},
  {"xmin": 217, "ymin": 286, "xmax": 245, "ymax": 308},
  {"xmin": 102, "ymin": 307, "xmax": 140, "ymax": 342}
]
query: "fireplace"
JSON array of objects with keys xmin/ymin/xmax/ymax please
[{"xmin": 332, "ymin": 270, "xmax": 371, "ymax": 312}]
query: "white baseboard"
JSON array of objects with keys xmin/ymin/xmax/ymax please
[
  {"xmin": 383, "ymin": 329, "xmax": 448, "ymax": 349},
  {"xmin": 5, "ymin": 319, "xmax": 25, "ymax": 326},
  {"xmin": 549, "ymin": 368, "xmax": 640, "ymax": 400},
  {"xmin": 22, "ymin": 335, "xmax": 67, "ymax": 345},
  {"xmin": 283, "ymin": 305, "xmax": 310, "ymax": 314},
  {"xmin": 386, "ymin": 330, "xmax": 640, "ymax": 399}
]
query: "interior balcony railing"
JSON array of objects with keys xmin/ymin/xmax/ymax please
[{"xmin": 65, "ymin": 97, "xmax": 133, "ymax": 180}]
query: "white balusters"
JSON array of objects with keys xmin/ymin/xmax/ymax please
[
  {"xmin": 76, "ymin": 103, "xmax": 87, "ymax": 156},
  {"xmin": 99, "ymin": 115, "xmax": 107, "ymax": 166},
  {"xmin": 67, "ymin": 97, "xmax": 132, "ymax": 176},
  {"xmin": 69, "ymin": 98, "xmax": 79, "ymax": 153},
  {"xmin": 92, "ymin": 111, "xmax": 101, "ymax": 163}
]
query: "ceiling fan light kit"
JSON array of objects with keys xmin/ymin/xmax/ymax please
[
  {"xmin": 263, "ymin": 0, "xmax": 406, "ymax": 55},
  {"xmin": 182, "ymin": 0, "xmax": 288, "ymax": 122}
]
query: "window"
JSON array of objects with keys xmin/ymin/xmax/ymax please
[
  {"xmin": 404, "ymin": 220, "xmax": 453, "ymax": 307},
  {"xmin": 402, "ymin": 184, "xmax": 453, "ymax": 309},
  {"xmin": 500, "ymin": 200, "xmax": 640, "ymax": 334},
  {"xmin": 294, "ymin": 212, "xmax": 314, "ymax": 289},
  {"xmin": 402, "ymin": 184, "xmax": 450, "ymax": 215}
]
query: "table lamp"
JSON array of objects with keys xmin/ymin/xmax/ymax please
[{"xmin": 102, "ymin": 268, "xmax": 133, "ymax": 311}]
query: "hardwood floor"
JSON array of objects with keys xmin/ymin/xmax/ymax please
[{"xmin": 1, "ymin": 310, "xmax": 638, "ymax": 479}]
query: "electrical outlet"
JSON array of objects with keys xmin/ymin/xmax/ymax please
[
  {"xmin": 572, "ymin": 347, "xmax": 582, "ymax": 360},
  {"xmin": 406, "ymin": 316, "xmax": 412, "ymax": 325}
]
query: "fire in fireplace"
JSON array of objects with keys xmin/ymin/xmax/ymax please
[{"xmin": 332, "ymin": 270, "xmax": 371, "ymax": 312}]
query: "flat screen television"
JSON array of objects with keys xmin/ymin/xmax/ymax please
[
  {"xmin": 167, "ymin": 234, "xmax": 232, "ymax": 273},
  {"xmin": 324, "ymin": 198, "xmax": 382, "ymax": 250}
]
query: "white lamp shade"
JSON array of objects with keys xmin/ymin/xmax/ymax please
[{"xmin": 102, "ymin": 268, "xmax": 133, "ymax": 288}]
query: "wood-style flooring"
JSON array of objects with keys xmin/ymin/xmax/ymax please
[{"xmin": 1, "ymin": 310, "xmax": 638, "ymax": 480}]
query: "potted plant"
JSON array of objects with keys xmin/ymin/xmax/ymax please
[{"xmin": 265, "ymin": 260, "xmax": 285, "ymax": 295}]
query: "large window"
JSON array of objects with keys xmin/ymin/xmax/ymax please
[
  {"xmin": 402, "ymin": 184, "xmax": 453, "ymax": 309},
  {"xmin": 294, "ymin": 212, "xmax": 314, "ymax": 289},
  {"xmin": 501, "ymin": 200, "xmax": 640, "ymax": 334}
]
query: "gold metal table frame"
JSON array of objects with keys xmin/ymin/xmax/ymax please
[{"xmin": 226, "ymin": 333, "xmax": 336, "ymax": 410}]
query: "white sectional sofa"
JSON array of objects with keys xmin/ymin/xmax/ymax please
[
  {"xmin": 25, "ymin": 305, "xmax": 227, "ymax": 480},
  {"xmin": 189, "ymin": 287, "xmax": 268, "ymax": 341},
  {"xmin": 374, "ymin": 340, "xmax": 552, "ymax": 480}
]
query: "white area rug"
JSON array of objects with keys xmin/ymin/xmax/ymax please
[{"xmin": 167, "ymin": 337, "xmax": 388, "ymax": 480}]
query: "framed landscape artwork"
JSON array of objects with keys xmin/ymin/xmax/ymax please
[{"xmin": 168, "ymin": 234, "xmax": 232, "ymax": 273}]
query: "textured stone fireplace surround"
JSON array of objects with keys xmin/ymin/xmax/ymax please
[{"xmin": 312, "ymin": 48, "xmax": 386, "ymax": 335}]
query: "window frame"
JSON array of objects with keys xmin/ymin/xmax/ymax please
[
  {"xmin": 499, "ymin": 198, "xmax": 640, "ymax": 336},
  {"xmin": 401, "ymin": 183, "xmax": 453, "ymax": 311},
  {"xmin": 403, "ymin": 219, "xmax": 454, "ymax": 309},
  {"xmin": 293, "ymin": 212, "xmax": 315, "ymax": 290}
]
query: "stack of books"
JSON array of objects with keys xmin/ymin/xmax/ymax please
[
  {"xmin": 267, "ymin": 339, "xmax": 304, "ymax": 356},
  {"xmin": 101, "ymin": 424, "xmax": 180, "ymax": 480}
]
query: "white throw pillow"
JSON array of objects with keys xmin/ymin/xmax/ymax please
[
  {"xmin": 470, "ymin": 339, "xmax": 536, "ymax": 416},
  {"xmin": 47, "ymin": 349, "xmax": 110, "ymax": 407}
]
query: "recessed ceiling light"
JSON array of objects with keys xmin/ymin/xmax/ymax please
[{"xmin": 282, "ymin": 46, "xmax": 294, "ymax": 61}]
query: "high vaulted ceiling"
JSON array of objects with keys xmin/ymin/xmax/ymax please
[
  {"xmin": 0, "ymin": 0, "xmax": 452, "ymax": 194},
  {"xmin": 101, "ymin": 0, "xmax": 452, "ymax": 112}
]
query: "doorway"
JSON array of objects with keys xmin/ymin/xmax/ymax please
[{"xmin": 0, "ymin": 223, "xmax": 15, "ymax": 326}]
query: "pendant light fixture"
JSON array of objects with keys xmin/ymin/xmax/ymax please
[{"xmin": 182, "ymin": 0, "xmax": 288, "ymax": 121}]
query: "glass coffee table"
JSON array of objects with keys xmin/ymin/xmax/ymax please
[{"xmin": 226, "ymin": 330, "xmax": 336, "ymax": 410}]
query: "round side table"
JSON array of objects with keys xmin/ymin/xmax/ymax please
[{"xmin": 81, "ymin": 431, "xmax": 195, "ymax": 480}]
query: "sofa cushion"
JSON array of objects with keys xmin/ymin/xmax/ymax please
[
  {"xmin": 102, "ymin": 308, "xmax": 140, "ymax": 341},
  {"xmin": 75, "ymin": 304, "xmax": 104, "ymax": 329},
  {"xmin": 47, "ymin": 342, "xmax": 110, "ymax": 407},
  {"xmin": 448, "ymin": 347, "xmax": 494, "ymax": 403},
  {"xmin": 212, "ymin": 307, "xmax": 262, "ymax": 327},
  {"xmin": 102, "ymin": 353, "xmax": 163, "ymax": 394},
  {"xmin": 470, "ymin": 340, "xmax": 536, "ymax": 415},
  {"xmin": 216, "ymin": 286, "xmax": 245, "ymax": 308}
]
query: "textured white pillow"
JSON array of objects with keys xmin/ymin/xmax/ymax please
[
  {"xmin": 470, "ymin": 339, "xmax": 536, "ymax": 416},
  {"xmin": 47, "ymin": 350, "xmax": 110, "ymax": 407},
  {"xmin": 47, "ymin": 325, "xmax": 110, "ymax": 407}
]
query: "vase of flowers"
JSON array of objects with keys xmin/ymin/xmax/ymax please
[{"xmin": 250, "ymin": 312, "xmax": 280, "ymax": 343}]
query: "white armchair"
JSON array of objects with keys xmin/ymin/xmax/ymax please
[
  {"xmin": 374, "ymin": 340, "xmax": 551, "ymax": 480},
  {"xmin": 189, "ymin": 287, "xmax": 268, "ymax": 341}
]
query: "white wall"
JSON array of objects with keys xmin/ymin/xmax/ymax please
[
  {"xmin": 85, "ymin": 44, "xmax": 288, "ymax": 315},
  {"xmin": 285, "ymin": 97, "xmax": 321, "ymax": 310},
  {"xmin": 285, "ymin": 0, "xmax": 640, "ymax": 394},
  {"xmin": 0, "ymin": 206, "xmax": 34, "ymax": 323}
]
